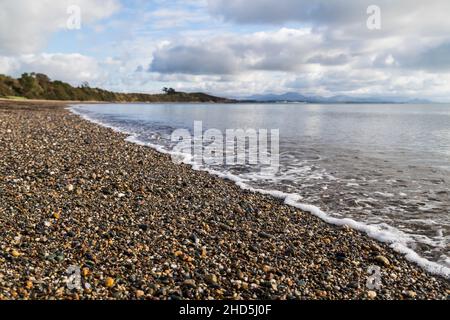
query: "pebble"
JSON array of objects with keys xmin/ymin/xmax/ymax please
[
  {"xmin": 205, "ymin": 274, "xmax": 218, "ymax": 285},
  {"xmin": 258, "ymin": 231, "xmax": 273, "ymax": 239},
  {"xmin": 105, "ymin": 277, "xmax": 115, "ymax": 288},
  {"xmin": 262, "ymin": 265, "xmax": 273, "ymax": 273},
  {"xmin": 136, "ymin": 290, "xmax": 145, "ymax": 298},
  {"xmin": 53, "ymin": 211, "xmax": 61, "ymax": 219},
  {"xmin": 25, "ymin": 281, "xmax": 33, "ymax": 290},
  {"xmin": 367, "ymin": 291, "xmax": 377, "ymax": 299},
  {"xmin": 0, "ymin": 101, "xmax": 447, "ymax": 301},
  {"xmin": 403, "ymin": 290, "xmax": 417, "ymax": 299},
  {"xmin": 11, "ymin": 250, "xmax": 20, "ymax": 258},
  {"xmin": 183, "ymin": 279, "xmax": 196, "ymax": 288},
  {"xmin": 375, "ymin": 255, "xmax": 391, "ymax": 267},
  {"xmin": 81, "ymin": 267, "xmax": 90, "ymax": 277}
]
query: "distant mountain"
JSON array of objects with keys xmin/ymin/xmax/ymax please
[
  {"xmin": 246, "ymin": 92, "xmax": 309, "ymax": 102},
  {"xmin": 243, "ymin": 92, "xmax": 434, "ymax": 104}
]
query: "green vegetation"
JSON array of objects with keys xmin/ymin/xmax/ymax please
[
  {"xmin": 0, "ymin": 73, "xmax": 233, "ymax": 103},
  {"xmin": 5, "ymin": 96, "xmax": 28, "ymax": 100}
]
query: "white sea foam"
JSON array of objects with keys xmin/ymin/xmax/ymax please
[{"xmin": 69, "ymin": 105, "xmax": 450, "ymax": 279}]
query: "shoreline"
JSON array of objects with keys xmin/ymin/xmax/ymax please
[
  {"xmin": 70, "ymin": 103, "xmax": 450, "ymax": 279},
  {"xmin": 0, "ymin": 100, "xmax": 448, "ymax": 300}
]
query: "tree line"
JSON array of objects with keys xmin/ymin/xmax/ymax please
[{"xmin": 0, "ymin": 73, "xmax": 232, "ymax": 103}]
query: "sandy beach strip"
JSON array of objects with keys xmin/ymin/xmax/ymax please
[{"xmin": 0, "ymin": 100, "xmax": 448, "ymax": 300}]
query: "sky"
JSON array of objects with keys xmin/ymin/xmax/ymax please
[{"xmin": 1, "ymin": 0, "xmax": 450, "ymax": 100}]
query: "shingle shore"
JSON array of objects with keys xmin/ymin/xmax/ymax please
[{"xmin": 0, "ymin": 101, "xmax": 448, "ymax": 300}]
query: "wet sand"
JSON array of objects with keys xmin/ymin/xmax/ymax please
[{"xmin": 0, "ymin": 100, "xmax": 448, "ymax": 300}]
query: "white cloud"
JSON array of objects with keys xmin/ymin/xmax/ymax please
[
  {"xmin": 3, "ymin": 53, "xmax": 102, "ymax": 85},
  {"xmin": 208, "ymin": 0, "xmax": 450, "ymax": 36},
  {"xmin": 0, "ymin": 56, "xmax": 20, "ymax": 75},
  {"xmin": 150, "ymin": 28, "xmax": 323, "ymax": 74},
  {"xmin": 2, "ymin": 0, "xmax": 450, "ymax": 100},
  {"xmin": 145, "ymin": 1, "xmax": 450, "ymax": 99},
  {"xmin": 0, "ymin": 0, "xmax": 120, "ymax": 54}
]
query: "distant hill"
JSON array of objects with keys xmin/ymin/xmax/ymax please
[
  {"xmin": 244, "ymin": 92, "xmax": 434, "ymax": 104},
  {"xmin": 0, "ymin": 73, "xmax": 234, "ymax": 103}
]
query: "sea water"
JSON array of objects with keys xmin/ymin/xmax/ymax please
[{"xmin": 70, "ymin": 103, "xmax": 450, "ymax": 278}]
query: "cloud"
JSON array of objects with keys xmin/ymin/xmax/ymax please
[
  {"xmin": 208, "ymin": 0, "xmax": 450, "ymax": 35},
  {"xmin": 2, "ymin": 0, "xmax": 450, "ymax": 100},
  {"xmin": 2, "ymin": 53, "xmax": 102, "ymax": 84},
  {"xmin": 0, "ymin": 0, "xmax": 120, "ymax": 55},
  {"xmin": 0, "ymin": 56, "xmax": 20, "ymax": 75},
  {"xmin": 151, "ymin": 45, "xmax": 239, "ymax": 75},
  {"xmin": 150, "ymin": 28, "xmax": 323, "ymax": 74},
  {"xmin": 149, "ymin": 8, "xmax": 210, "ymax": 29},
  {"xmin": 208, "ymin": 0, "xmax": 366, "ymax": 26},
  {"xmin": 408, "ymin": 42, "xmax": 450, "ymax": 71},
  {"xmin": 307, "ymin": 54, "xmax": 350, "ymax": 66}
]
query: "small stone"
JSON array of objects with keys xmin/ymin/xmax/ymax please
[
  {"xmin": 317, "ymin": 290, "xmax": 327, "ymax": 298},
  {"xmin": 25, "ymin": 281, "xmax": 33, "ymax": 290},
  {"xmin": 189, "ymin": 233, "xmax": 200, "ymax": 245},
  {"xmin": 297, "ymin": 279, "xmax": 307, "ymax": 287},
  {"xmin": 105, "ymin": 277, "xmax": 115, "ymax": 288},
  {"xmin": 258, "ymin": 231, "xmax": 273, "ymax": 239},
  {"xmin": 183, "ymin": 279, "xmax": 196, "ymax": 288},
  {"xmin": 117, "ymin": 193, "xmax": 126, "ymax": 198},
  {"xmin": 55, "ymin": 253, "xmax": 65, "ymax": 262},
  {"xmin": 138, "ymin": 224, "xmax": 148, "ymax": 232},
  {"xmin": 174, "ymin": 251, "xmax": 183, "ymax": 257},
  {"xmin": 335, "ymin": 252, "xmax": 347, "ymax": 262},
  {"xmin": 11, "ymin": 250, "xmax": 20, "ymax": 258},
  {"xmin": 81, "ymin": 267, "xmax": 90, "ymax": 277},
  {"xmin": 136, "ymin": 290, "xmax": 145, "ymax": 298},
  {"xmin": 262, "ymin": 265, "xmax": 272, "ymax": 273},
  {"xmin": 53, "ymin": 211, "xmax": 61, "ymax": 219},
  {"xmin": 367, "ymin": 291, "xmax": 377, "ymax": 299},
  {"xmin": 205, "ymin": 274, "xmax": 218, "ymax": 285},
  {"xmin": 67, "ymin": 184, "xmax": 74, "ymax": 192},
  {"xmin": 56, "ymin": 287, "xmax": 65, "ymax": 296},
  {"xmin": 348, "ymin": 281, "xmax": 360, "ymax": 289},
  {"xmin": 371, "ymin": 243, "xmax": 383, "ymax": 252},
  {"xmin": 403, "ymin": 290, "xmax": 417, "ymax": 299},
  {"xmin": 269, "ymin": 279, "xmax": 278, "ymax": 291},
  {"xmin": 233, "ymin": 280, "xmax": 242, "ymax": 289},
  {"xmin": 375, "ymin": 255, "xmax": 390, "ymax": 267}
]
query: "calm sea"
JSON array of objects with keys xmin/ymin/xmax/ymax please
[{"xmin": 71, "ymin": 103, "xmax": 450, "ymax": 277}]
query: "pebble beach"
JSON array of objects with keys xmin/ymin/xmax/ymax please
[{"xmin": 0, "ymin": 100, "xmax": 448, "ymax": 300}]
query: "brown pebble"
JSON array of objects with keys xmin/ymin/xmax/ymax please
[
  {"xmin": 11, "ymin": 250, "xmax": 20, "ymax": 258},
  {"xmin": 136, "ymin": 290, "xmax": 145, "ymax": 298},
  {"xmin": 105, "ymin": 277, "xmax": 115, "ymax": 288},
  {"xmin": 205, "ymin": 274, "xmax": 218, "ymax": 285},
  {"xmin": 25, "ymin": 281, "xmax": 33, "ymax": 290},
  {"xmin": 375, "ymin": 255, "xmax": 390, "ymax": 267}
]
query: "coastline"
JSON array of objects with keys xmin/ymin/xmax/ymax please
[{"xmin": 0, "ymin": 100, "xmax": 448, "ymax": 300}]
